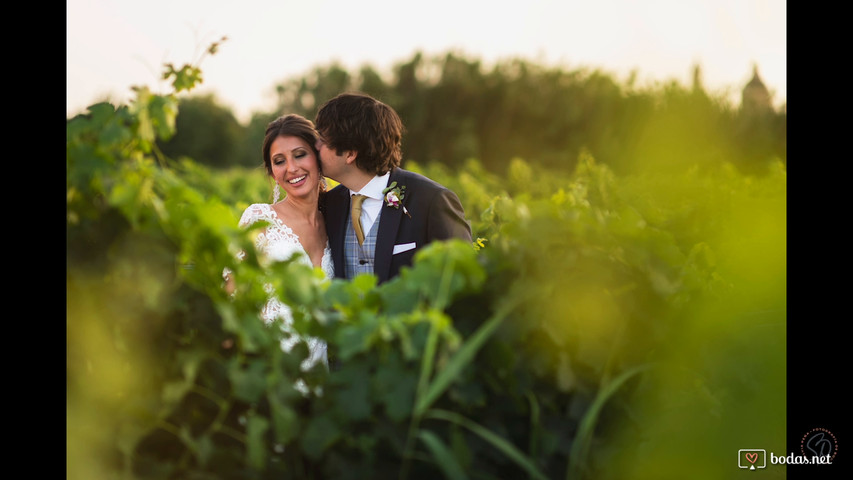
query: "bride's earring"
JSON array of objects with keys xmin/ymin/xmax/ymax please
[
  {"xmin": 319, "ymin": 175, "xmax": 328, "ymax": 192},
  {"xmin": 273, "ymin": 183, "xmax": 281, "ymax": 203}
]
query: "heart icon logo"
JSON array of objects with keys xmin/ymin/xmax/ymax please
[{"xmin": 745, "ymin": 452, "xmax": 758, "ymax": 464}]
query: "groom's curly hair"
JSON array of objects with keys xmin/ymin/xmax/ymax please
[{"xmin": 314, "ymin": 92, "xmax": 404, "ymax": 176}]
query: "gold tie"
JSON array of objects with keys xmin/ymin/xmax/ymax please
[{"xmin": 351, "ymin": 194, "xmax": 368, "ymax": 246}]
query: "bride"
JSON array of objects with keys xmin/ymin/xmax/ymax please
[{"xmin": 224, "ymin": 114, "xmax": 333, "ymax": 391}]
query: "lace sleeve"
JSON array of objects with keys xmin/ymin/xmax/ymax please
[
  {"xmin": 223, "ymin": 205, "xmax": 265, "ymax": 282},
  {"xmin": 239, "ymin": 204, "xmax": 270, "ymax": 228}
]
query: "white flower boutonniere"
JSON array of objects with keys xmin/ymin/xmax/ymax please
[{"xmin": 382, "ymin": 181, "xmax": 411, "ymax": 218}]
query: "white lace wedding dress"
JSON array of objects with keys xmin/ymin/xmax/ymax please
[{"xmin": 234, "ymin": 203, "xmax": 334, "ymax": 391}]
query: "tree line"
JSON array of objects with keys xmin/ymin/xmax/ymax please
[{"xmin": 157, "ymin": 50, "xmax": 785, "ymax": 176}]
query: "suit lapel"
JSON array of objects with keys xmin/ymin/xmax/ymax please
[
  {"xmin": 374, "ymin": 168, "xmax": 405, "ymax": 283},
  {"xmin": 326, "ymin": 187, "xmax": 349, "ymax": 278}
]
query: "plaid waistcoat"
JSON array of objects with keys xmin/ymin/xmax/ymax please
[{"xmin": 344, "ymin": 207, "xmax": 383, "ymax": 279}]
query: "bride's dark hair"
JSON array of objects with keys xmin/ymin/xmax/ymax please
[{"xmin": 262, "ymin": 114, "xmax": 327, "ymax": 195}]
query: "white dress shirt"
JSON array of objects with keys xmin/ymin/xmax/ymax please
[{"xmin": 349, "ymin": 172, "xmax": 390, "ymax": 234}]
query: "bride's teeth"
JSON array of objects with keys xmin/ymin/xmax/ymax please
[{"xmin": 288, "ymin": 175, "xmax": 306, "ymax": 184}]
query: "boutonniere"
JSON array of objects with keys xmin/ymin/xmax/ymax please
[{"xmin": 382, "ymin": 181, "xmax": 411, "ymax": 218}]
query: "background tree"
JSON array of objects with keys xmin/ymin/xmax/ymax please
[
  {"xmin": 234, "ymin": 111, "xmax": 278, "ymax": 169},
  {"xmin": 158, "ymin": 93, "xmax": 245, "ymax": 168}
]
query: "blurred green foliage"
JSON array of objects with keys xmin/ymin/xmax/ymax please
[{"xmin": 68, "ymin": 45, "xmax": 785, "ymax": 480}]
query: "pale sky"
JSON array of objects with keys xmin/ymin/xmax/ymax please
[{"xmin": 67, "ymin": 0, "xmax": 786, "ymax": 124}]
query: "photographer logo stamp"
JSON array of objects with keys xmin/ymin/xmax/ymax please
[{"xmin": 800, "ymin": 427, "xmax": 838, "ymax": 462}]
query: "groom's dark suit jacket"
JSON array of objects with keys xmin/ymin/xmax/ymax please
[{"xmin": 323, "ymin": 167, "xmax": 472, "ymax": 283}]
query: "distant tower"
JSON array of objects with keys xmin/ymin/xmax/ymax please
[
  {"xmin": 741, "ymin": 64, "xmax": 772, "ymax": 115},
  {"xmin": 691, "ymin": 64, "xmax": 704, "ymax": 92}
]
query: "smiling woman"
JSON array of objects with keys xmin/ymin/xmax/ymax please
[{"xmin": 223, "ymin": 113, "xmax": 335, "ymax": 394}]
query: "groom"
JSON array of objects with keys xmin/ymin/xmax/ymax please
[{"xmin": 315, "ymin": 92, "xmax": 472, "ymax": 284}]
